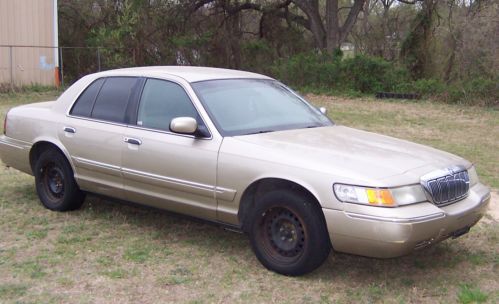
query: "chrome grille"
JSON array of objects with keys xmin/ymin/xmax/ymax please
[{"xmin": 421, "ymin": 166, "xmax": 470, "ymax": 206}]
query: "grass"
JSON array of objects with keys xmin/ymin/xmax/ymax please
[
  {"xmin": 0, "ymin": 284, "xmax": 29, "ymax": 300},
  {"xmin": 457, "ymin": 284, "xmax": 489, "ymax": 303},
  {"xmin": 0, "ymin": 89, "xmax": 498, "ymax": 303}
]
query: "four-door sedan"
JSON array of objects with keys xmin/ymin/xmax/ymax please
[{"xmin": 0, "ymin": 66, "xmax": 491, "ymax": 276}]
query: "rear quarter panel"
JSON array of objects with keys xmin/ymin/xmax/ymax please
[{"xmin": 2, "ymin": 101, "xmax": 69, "ymax": 173}]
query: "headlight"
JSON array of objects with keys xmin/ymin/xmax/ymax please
[
  {"xmin": 333, "ymin": 183, "xmax": 427, "ymax": 207},
  {"xmin": 468, "ymin": 166, "xmax": 479, "ymax": 187}
]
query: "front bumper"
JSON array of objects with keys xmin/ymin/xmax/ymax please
[{"xmin": 323, "ymin": 183, "xmax": 491, "ymax": 258}]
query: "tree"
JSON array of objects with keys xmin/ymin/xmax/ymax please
[
  {"xmin": 191, "ymin": 0, "xmax": 367, "ymax": 52},
  {"xmin": 400, "ymin": 0, "xmax": 439, "ymax": 79}
]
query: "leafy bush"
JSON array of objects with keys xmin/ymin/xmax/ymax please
[
  {"xmin": 411, "ymin": 79, "xmax": 446, "ymax": 96},
  {"xmin": 270, "ymin": 52, "xmax": 497, "ymax": 107},
  {"xmin": 271, "ymin": 52, "xmax": 410, "ymax": 94},
  {"xmin": 445, "ymin": 78, "xmax": 498, "ymax": 106},
  {"xmin": 340, "ymin": 55, "xmax": 410, "ymax": 93},
  {"xmin": 270, "ymin": 51, "xmax": 341, "ymax": 88},
  {"xmin": 240, "ymin": 40, "xmax": 276, "ymax": 74}
]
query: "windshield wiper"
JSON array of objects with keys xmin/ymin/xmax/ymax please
[{"xmin": 243, "ymin": 130, "xmax": 275, "ymax": 135}]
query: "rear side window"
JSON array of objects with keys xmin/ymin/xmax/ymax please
[
  {"xmin": 70, "ymin": 78, "xmax": 105, "ymax": 117},
  {"xmin": 137, "ymin": 79, "xmax": 201, "ymax": 131},
  {"xmin": 91, "ymin": 77, "xmax": 139, "ymax": 123}
]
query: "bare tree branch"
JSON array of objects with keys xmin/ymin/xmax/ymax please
[{"xmin": 396, "ymin": 0, "xmax": 424, "ymax": 4}]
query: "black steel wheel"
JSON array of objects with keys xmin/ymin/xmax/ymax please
[
  {"xmin": 248, "ymin": 190, "xmax": 331, "ymax": 276},
  {"xmin": 260, "ymin": 207, "xmax": 306, "ymax": 261},
  {"xmin": 41, "ymin": 162, "xmax": 65, "ymax": 200},
  {"xmin": 34, "ymin": 148, "xmax": 85, "ymax": 211}
]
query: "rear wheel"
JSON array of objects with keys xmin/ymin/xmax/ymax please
[
  {"xmin": 34, "ymin": 149, "xmax": 85, "ymax": 211},
  {"xmin": 248, "ymin": 190, "xmax": 331, "ymax": 276}
]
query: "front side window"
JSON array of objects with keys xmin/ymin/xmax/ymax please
[
  {"xmin": 137, "ymin": 79, "xmax": 201, "ymax": 132},
  {"xmin": 192, "ymin": 79, "xmax": 332, "ymax": 136},
  {"xmin": 91, "ymin": 77, "xmax": 139, "ymax": 123}
]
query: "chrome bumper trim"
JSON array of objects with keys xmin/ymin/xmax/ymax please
[{"xmin": 344, "ymin": 211, "xmax": 446, "ymax": 223}]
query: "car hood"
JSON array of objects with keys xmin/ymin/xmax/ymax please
[{"xmin": 232, "ymin": 126, "xmax": 470, "ymax": 185}]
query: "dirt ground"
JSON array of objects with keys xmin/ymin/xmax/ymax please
[{"xmin": 486, "ymin": 191, "xmax": 499, "ymax": 221}]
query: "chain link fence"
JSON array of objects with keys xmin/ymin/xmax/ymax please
[{"xmin": 0, "ymin": 45, "xmax": 136, "ymax": 91}]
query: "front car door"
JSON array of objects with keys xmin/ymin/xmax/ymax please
[
  {"xmin": 59, "ymin": 76, "xmax": 142, "ymax": 199},
  {"xmin": 122, "ymin": 77, "xmax": 221, "ymax": 220}
]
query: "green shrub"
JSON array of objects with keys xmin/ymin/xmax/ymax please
[
  {"xmin": 271, "ymin": 52, "xmax": 410, "ymax": 94},
  {"xmin": 240, "ymin": 40, "xmax": 274, "ymax": 74},
  {"xmin": 271, "ymin": 51, "xmax": 342, "ymax": 88},
  {"xmin": 445, "ymin": 77, "xmax": 498, "ymax": 106},
  {"xmin": 340, "ymin": 55, "xmax": 410, "ymax": 93},
  {"xmin": 269, "ymin": 51, "xmax": 496, "ymax": 106},
  {"xmin": 411, "ymin": 79, "xmax": 446, "ymax": 96}
]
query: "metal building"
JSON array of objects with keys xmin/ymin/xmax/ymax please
[{"xmin": 0, "ymin": 0, "xmax": 59, "ymax": 87}]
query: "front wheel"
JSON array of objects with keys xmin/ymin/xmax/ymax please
[
  {"xmin": 34, "ymin": 149, "xmax": 85, "ymax": 211},
  {"xmin": 248, "ymin": 190, "xmax": 331, "ymax": 276}
]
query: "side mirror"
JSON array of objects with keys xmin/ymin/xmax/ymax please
[
  {"xmin": 170, "ymin": 117, "xmax": 198, "ymax": 135},
  {"xmin": 319, "ymin": 107, "xmax": 328, "ymax": 115}
]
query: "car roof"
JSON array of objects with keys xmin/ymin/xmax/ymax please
[{"xmin": 94, "ymin": 66, "xmax": 273, "ymax": 83}]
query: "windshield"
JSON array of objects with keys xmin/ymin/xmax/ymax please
[{"xmin": 191, "ymin": 79, "xmax": 333, "ymax": 136}]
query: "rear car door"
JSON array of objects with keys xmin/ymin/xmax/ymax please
[
  {"xmin": 59, "ymin": 76, "xmax": 142, "ymax": 199},
  {"xmin": 121, "ymin": 78, "xmax": 221, "ymax": 220}
]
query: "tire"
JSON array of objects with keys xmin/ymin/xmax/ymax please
[
  {"xmin": 34, "ymin": 148, "xmax": 85, "ymax": 211},
  {"xmin": 248, "ymin": 190, "xmax": 331, "ymax": 276}
]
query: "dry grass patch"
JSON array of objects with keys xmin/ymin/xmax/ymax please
[{"xmin": 0, "ymin": 91, "xmax": 498, "ymax": 303}]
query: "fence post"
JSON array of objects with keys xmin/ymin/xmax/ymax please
[
  {"xmin": 60, "ymin": 47, "xmax": 64, "ymax": 87},
  {"xmin": 9, "ymin": 46, "xmax": 13, "ymax": 90},
  {"xmin": 97, "ymin": 48, "xmax": 101, "ymax": 72}
]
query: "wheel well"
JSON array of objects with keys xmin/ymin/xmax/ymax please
[
  {"xmin": 29, "ymin": 141, "xmax": 66, "ymax": 173},
  {"xmin": 238, "ymin": 178, "xmax": 325, "ymax": 232}
]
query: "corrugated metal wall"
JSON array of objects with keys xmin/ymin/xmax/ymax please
[{"xmin": 0, "ymin": 0, "xmax": 57, "ymax": 87}]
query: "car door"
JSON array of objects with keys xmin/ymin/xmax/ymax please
[
  {"xmin": 59, "ymin": 76, "xmax": 142, "ymax": 199},
  {"xmin": 122, "ymin": 78, "xmax": 221, "ymax": 220}
]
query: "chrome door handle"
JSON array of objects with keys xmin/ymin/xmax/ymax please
[
  {"xmin": 63, "ymin": 127, "xmax": 76, "ymax": 134},
  {"xmin": 124, "ymin": 137, "xmax": 142, "ymax": 145}
]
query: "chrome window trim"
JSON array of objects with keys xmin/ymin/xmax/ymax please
[
  {"xmin": 65, "ymin": 115, "xmax": 128, "ymax": 128},
  {"xmin": 134, "ymin": 77, "xmax": 214, "ymax": 139},
  {"xmin": 65, "ymin": 76, "xmax": 136, "ymax": 117},
  {"xmin": 65, "ymin": 78, "xmax": 97, "ymax": 116},
  {"xmin": 65, "ymin": 75, "xmax": 216, "ymax": 140}
]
